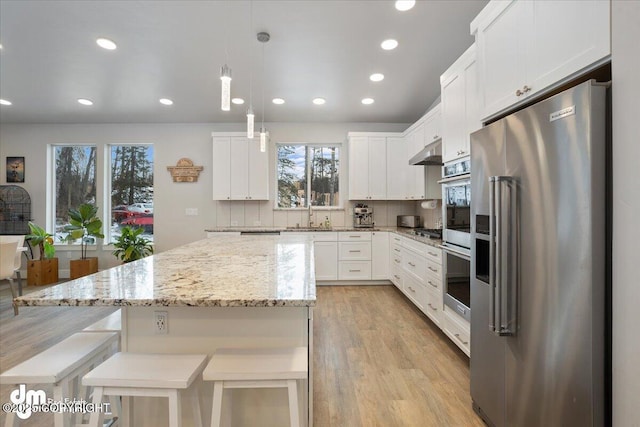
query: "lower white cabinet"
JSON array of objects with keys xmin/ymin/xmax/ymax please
[
  {"xmin": 402, "ymin": 273, "xmax": 427, "ymax": 312},
  {"xmin": 371, "ymin": 232, "xmax": 389, "ymax": 280},
  {"xmin": 338, "ymin": 261, "xmax": 371, "ymax": 281},
  {"xmin": 314, "ymin": 241, "xmax": 338, "ymax": 281},
  {"xmin": 442, "ymin": 306, "xmax": 471, "ymax": 357}
]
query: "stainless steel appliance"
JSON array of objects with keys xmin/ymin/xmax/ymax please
[
  {"xmin": 470, "ymin": 81, "xmax": 608, "ymax": 427},
  {"xmin": 396, "ymin": 215, "xmax": 421, "ymax": 228},
  {"xmin": 442, "ymin": 244, "xmax": 471, "ymax": 321},
  {"xmin": 441, "ymin": 158, "xmax": 471, "ymax": 249},
  {"xmin": 353, "ymin": 205, "xmax": 373, "ymax": 228},
  {"xmin": 408, "ymin": 142, "xmax": 443, "ymax": 166}
]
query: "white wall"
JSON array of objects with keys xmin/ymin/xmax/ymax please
[
  {"xmin": 611, "ymin": 1, "xmax": 640, "ymax": 425},
  {"xmin": 0, "ymin": 121, "xmax": 418, "ymax": 270}
]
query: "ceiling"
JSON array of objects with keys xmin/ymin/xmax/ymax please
[{"xmin": 0, "ymin": 0, "xmax": 487, "ymax": 125}]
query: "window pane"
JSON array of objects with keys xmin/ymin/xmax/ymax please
[
  {"xmin": 309, "ymin": 146, "xmax": 339, "ymax": 207},
  {"xmin": 277, "ymin": 145, "xmax": 307, "ymax": 208},
  {"xmin": 109, "ymin": 145, "xmax": 154, "ymax": 242},
  {"xmin": 54, "ymin": 146, "xmax": 97, "ymax": 243}
]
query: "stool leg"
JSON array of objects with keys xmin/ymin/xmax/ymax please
[
  {"xmin": 16, "ymin": 271, "xmax": 22, "ymax": 296},
  {"xmin": 7, "ymin": 278, "xmax": 18, "ymax": 316},
  {"xmin": 287, "ymin": 379, "xmax": 300, "ymax": 427},
  {"xmin": 122, "ymin": 396, "xmax": 133, "ymax": 427},
  {"xmin": 190, "ymin": 380, "xmax": 203, "ymax": 427},
  {"xmin": 87, "ymin": 386, "xmax": 105, "ymax": 427},
  {"xmin": 211, "ymin": 381, "xmax": 224, "ymax": 427},
  {"xmin": 168, "ymin": 389, "xmax": 182, "ymax": 427},
  {"xmin": 53, "ymin": 380, "xmax": 70, "ymax": 427}
]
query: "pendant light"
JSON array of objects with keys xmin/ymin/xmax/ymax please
[
  {"xmin": 220, "ymin": 64, "xmax": 231, "ymax": 111},
  {"xmin": 258, "ymin": 31, "xmax": 270, "ymax": 152}
]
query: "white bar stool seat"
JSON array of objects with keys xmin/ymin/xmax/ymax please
[
  {"xmin": 82, "ymin": 309, "xmax": 121, "ymax": 333},
  {"xmin": 0, "ymin": 331, "xmax": 119, "ymax": 427},
  {"xmin": 82, "ymin": 352, "xmax": 208, "ymax": 427},
  {"xmin": 203, "ymin": 347, "xmax": 308, "ymax": 427}
]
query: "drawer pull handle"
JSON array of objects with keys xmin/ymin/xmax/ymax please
[
  {"xmin": 394, "ymin": 248, "xmax": 401, "ymax": 252},
  {"xmin": 408, "ymin": 262, "xmax": 416, "ymax": 267},
  {"xmin": 428, "ymin": 267, "xmax": 438, "ymax": 272},
  {"xmin": 454, "ymin": 333, "xmax": 469, "ymax": 346},
  {"xmin": 428, "ymin": 251, "xmax": 437, "ymax": 257},
  {"xmin": 394, "ymin": 275, "xmax": 401, "ymax": 280},
  {"xmin": 428, "ymin": 280, "xmax": 438, "ymax": 288},
  {"xmin": 349, "ymin": 269, "xmax": 361, "ymax": 272},
  {"xmin": 427, "ymin": 303, "xmax": 438, "ymax": 311},
  {"xmin": 348, "ymin": 250, "xmax": 361, "ymax": 253},
  {"xmin": 407, "ymin": 286, "xmax": 415, "ymax": 292},
  {"xmin": 349, "ymin": 235, "xmax": 362, "ymax": 238},
  {"xmin": 394, "ymin": 258, "xmax": 401, "ymax": 264}
]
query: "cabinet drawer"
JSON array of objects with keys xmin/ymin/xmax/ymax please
[
  {"xmin": 311, "ymin": 232, "xmax": 338, "ymax": 242},
  {"xmin": 425, "ymin": 247, "xmax": 442, "ymax": 265},
  {"xmin": 423, "ymin": 287, "xmax": 443, "ymax": 328},
  {"xmin": 391, "ymin": 243, "xmax": 403, "ymax": 259},
  {"xmin": 390, "ymin": 263, "xmax": 403, "ymax": 289},
  {"xmin": 391, "ymin": 234, "xmax": 403, "ymax": 245},
  {"xmin": 338, "ymin": 261, "xmax": 371, "ymax": 280},
  {"xmin": 403, "ymin": 237, "xmax": 429, "ymax": 256},
  {"xmin": 426, "ymin": 258, "xmax": 442, "ymax": 277},
  {"xmin": 443, "ymin": 307, "xmax": 471, "ymax": 357},
  {"xmin": 424, "ymin": 274, "xmax": 442, "ymax": 293},
  {"xmin": 403, "ymin": 274, "xmax": 426, "ymax": 311},
  {"xmin": 338, "ymin": 242, "xmax": 371, "ymax": 261},
  {"xmin": 339, "ymin": 232, "xmax": 372, "ymax": 242},
  {"xmin": 402, "ymin": 249, "xmax": 427, "ymax": 283}
]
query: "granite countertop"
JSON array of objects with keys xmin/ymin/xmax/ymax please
[{"xmin": 15, "ymin": 235, "xmax": 316, "ymax": 308}]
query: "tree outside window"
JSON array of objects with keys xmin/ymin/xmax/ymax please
[{"xmin": 277, "ymin": 144, "xmax": 340, "ymax": 208}]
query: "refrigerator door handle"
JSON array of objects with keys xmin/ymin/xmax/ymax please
[
  {"xmin": 489, "ymin": 176, "xmax": 498, "ymax": 333},
  {"xmin": 494, "ymin": 176, "xmax": 517, "ymax": 336}
]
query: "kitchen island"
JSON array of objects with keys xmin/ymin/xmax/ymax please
[{"xmin": 15, "ymin": 234, "xmax": 316, "ymax": 427}]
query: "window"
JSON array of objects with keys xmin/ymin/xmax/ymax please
[
  {"xmin": 52, "ymin": 145, "xmax": 97, "ymax": 243},
  {"xmin": 108, "ymin": 145, "xmax": 154, "ymax": 243},
  {"xmin": 276, "ymin": 144, "xmax": 340, "ymax": 208}
]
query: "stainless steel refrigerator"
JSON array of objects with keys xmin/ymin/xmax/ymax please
[{"xmin": 470, "ymin": 80, "xmax": 608, "ymax": 427}]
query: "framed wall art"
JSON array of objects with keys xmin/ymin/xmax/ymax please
[{"xmin": 6, "ymin": 157, "xmax": 25, "ymax": 183}]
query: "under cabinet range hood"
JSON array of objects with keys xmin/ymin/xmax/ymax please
[{"xmin": 409, "ymin": 142, "xmax": 443, "ymax": 166}]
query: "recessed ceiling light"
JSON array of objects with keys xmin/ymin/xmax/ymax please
[
  {"xmin": 370, "ymin": 73, "xmax": 385, "ymax": 82},
  {"xmin": 96, "ymin": 38, "xmax": 117, "ymax": 50},
  {"xmin": 381, "ymin": 39, "xmax": 398, "ymax": 50},
  {"xmin": 159, "ymin": 98, "xmax": 174, "ymax": 106},
  {"xmin": 395, "ymin": 0, "xmax": 416, "ymax": 11},
  {"xmin": 312, "ymin": 98, "xmax": 326, "ymax": 105},
  {"xmin": 0, "ymin": 44, "xmax": 3, "ymax": 50},
  {"xmin": 361, "ymin": 98, "xmax": 375, "ymax": 105},
  {"xmin": 272, "ymin": 98, "xmax": 285, "ymax": 105},
  {"xmin": 232, "ymin": 98, "xmax": 245, "ymax": 105},
  {"xmin": 0, "ymin": 99, "xmax": 12, "ymax": 106},
  {"xmin": 77, "ymin": 98, "xmax": 94, "ymax": 106}
]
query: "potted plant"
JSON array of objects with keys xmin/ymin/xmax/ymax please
[
  {"xmin": 63, "ymin": 203, "xmax": 104, "ymax": 279},
  {"xmin": 26, "ymin": 222, "xmax": 59, "ymax": 286},
  {"xmin": 112, "ymin": 226, "xmax": 153, "ymax": 263}
]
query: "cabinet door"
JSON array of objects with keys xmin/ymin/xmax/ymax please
[
  {"xmin": 442, "ymin": 71, "xmax": 466, "ymax": 163},
  {"xmin": 314, "ymin": 241, "xmax": 338, "ymax": 281},
  {"xmin": 386, "ymin": 137, "xmax": 408, "ymax": 200},
  {"xmin": 229, "ymin": 137, "xmax": 249, "ymax": 200},
  {"xmin": 348, "ymin": 136, "xmax": 370, "ymax": 200},
  {"xmin": 423, "ymin": 105, "xmax": 442, "ymax": 146},
  {"xmin": 212, "ymin": 136, "xmax": 231, "ymax": 200},
  {"xmin": 527, "ymin": 0, "xmax": 610, "ymax": 97},
  {"xmin": 476, "ymin": 0, "xmax": 529, "ymax": 119},
  {"xmin": 407, "ymin": 165, "xmax": 425, "ymax": 200},
  {"xmin": 371, "ymin": 231, "xmax": 389, "ymax": 280},
  {"xmin": 464, "ymin": 57, "xmax": 481, "ymax": 148},
  {"xmin": 368, "ymin": 137, "xmax": 387, "ymax": 199},
  {"xmin": 248, "ymin": 138, "xmax": 269, "ymax": 200}
]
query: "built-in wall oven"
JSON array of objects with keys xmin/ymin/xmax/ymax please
[{"xmin": 440, "ymin": 158, "xmax": 472, "ymax": 321}]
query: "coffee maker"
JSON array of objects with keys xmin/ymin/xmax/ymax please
[{"xmin": 353, "ymin": 204, "xmax": 374, "ymax": 228}]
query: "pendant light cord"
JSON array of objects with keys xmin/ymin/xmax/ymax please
[
  {"xmin": 261, "ymin": 40, "xmax": 265, "ymax": 128},
  {"xmin": 249, "ymin": 1, "xmax": 253, "ymax": 109}
]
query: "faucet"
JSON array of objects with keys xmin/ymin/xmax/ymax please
[{"xmin": 308, "ymin": 204, "xmax": 314, "ymax": 228}]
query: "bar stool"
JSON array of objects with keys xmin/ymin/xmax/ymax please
[
  {"xmin": 203, "ymin": 347, "xmax": 308, "ymax": 427},
  {"xmin": 82, "ymin": 352, "xmax": 208, "ymax": 427}
]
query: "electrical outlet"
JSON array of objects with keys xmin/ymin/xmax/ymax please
[{"xmin": 154, "ymin": 311, "xmax": 168, "ymax": 334}]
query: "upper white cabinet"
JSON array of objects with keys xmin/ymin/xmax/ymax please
[
  {"xmin": 386, "ymin": 137, "xmax": 426, "ymax": 201},
  {"xmin": 348, "ymin": 135, "xmax": 387, "ymax": 200},
  {"xmin": 441, "ymin": 44, "xmax": 480, "ymax": 163},
  {"xmin": 212, "ymin": 133, "xmax": 269, "ymax": 200},
  {"xmin": 471, "ymin": 0, "xmax": 610, "ymax": 120},
  {"xmin": 422, "ymin": 103, "xmax": 442, "ymax": 147}
]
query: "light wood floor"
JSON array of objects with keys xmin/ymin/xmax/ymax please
[{"xmin": 0, "ymin": 281, "xmax": 484, "ymax": 426}]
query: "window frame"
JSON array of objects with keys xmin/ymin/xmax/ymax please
[
  {"xmin": 274, "ymin": 142, "xmax": 343, "ymax": 210},
  {"xmin": 104, "ymin": 143, "xmax": 154, "ymax": 245},
  {"xmin": 47, "ymin": 143, "xmax": 99, "ymax": 248}
]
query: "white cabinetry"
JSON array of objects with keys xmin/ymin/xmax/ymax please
[
  {"xmin": 422, "ymin": 103, "xmax": 442, "ymax": 147},
  {"xmin": 348, "ymin": 135, "xmax": 387, "ymax": 200},
  {"xmin": 441, "ymin": 44, "xmax": 480, "ymax": 163},
  {"xmin": 338, "ymin": 232, "xmax": 372, "ymax": 280},
  {"xmin": 471, "ymin": 0, "xmax": 610, "ymax": 120},
  {"xmin": 386, "ymin": 137, "xmax": 425, "ymax": 201},
  {"xmin": 314, "ymin": 241, "xmax": 338, "ymax": 281},
  {"xmin": 443, "ymin": 306, "xmax": 471, "ymax": 357},
  {"xmin": 212, "ymin": 133, "xmax": 269, "ymax": 200},
  {"xmin": 371, "ymin": 231, "xmax": 389, "ymax": 280}
]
